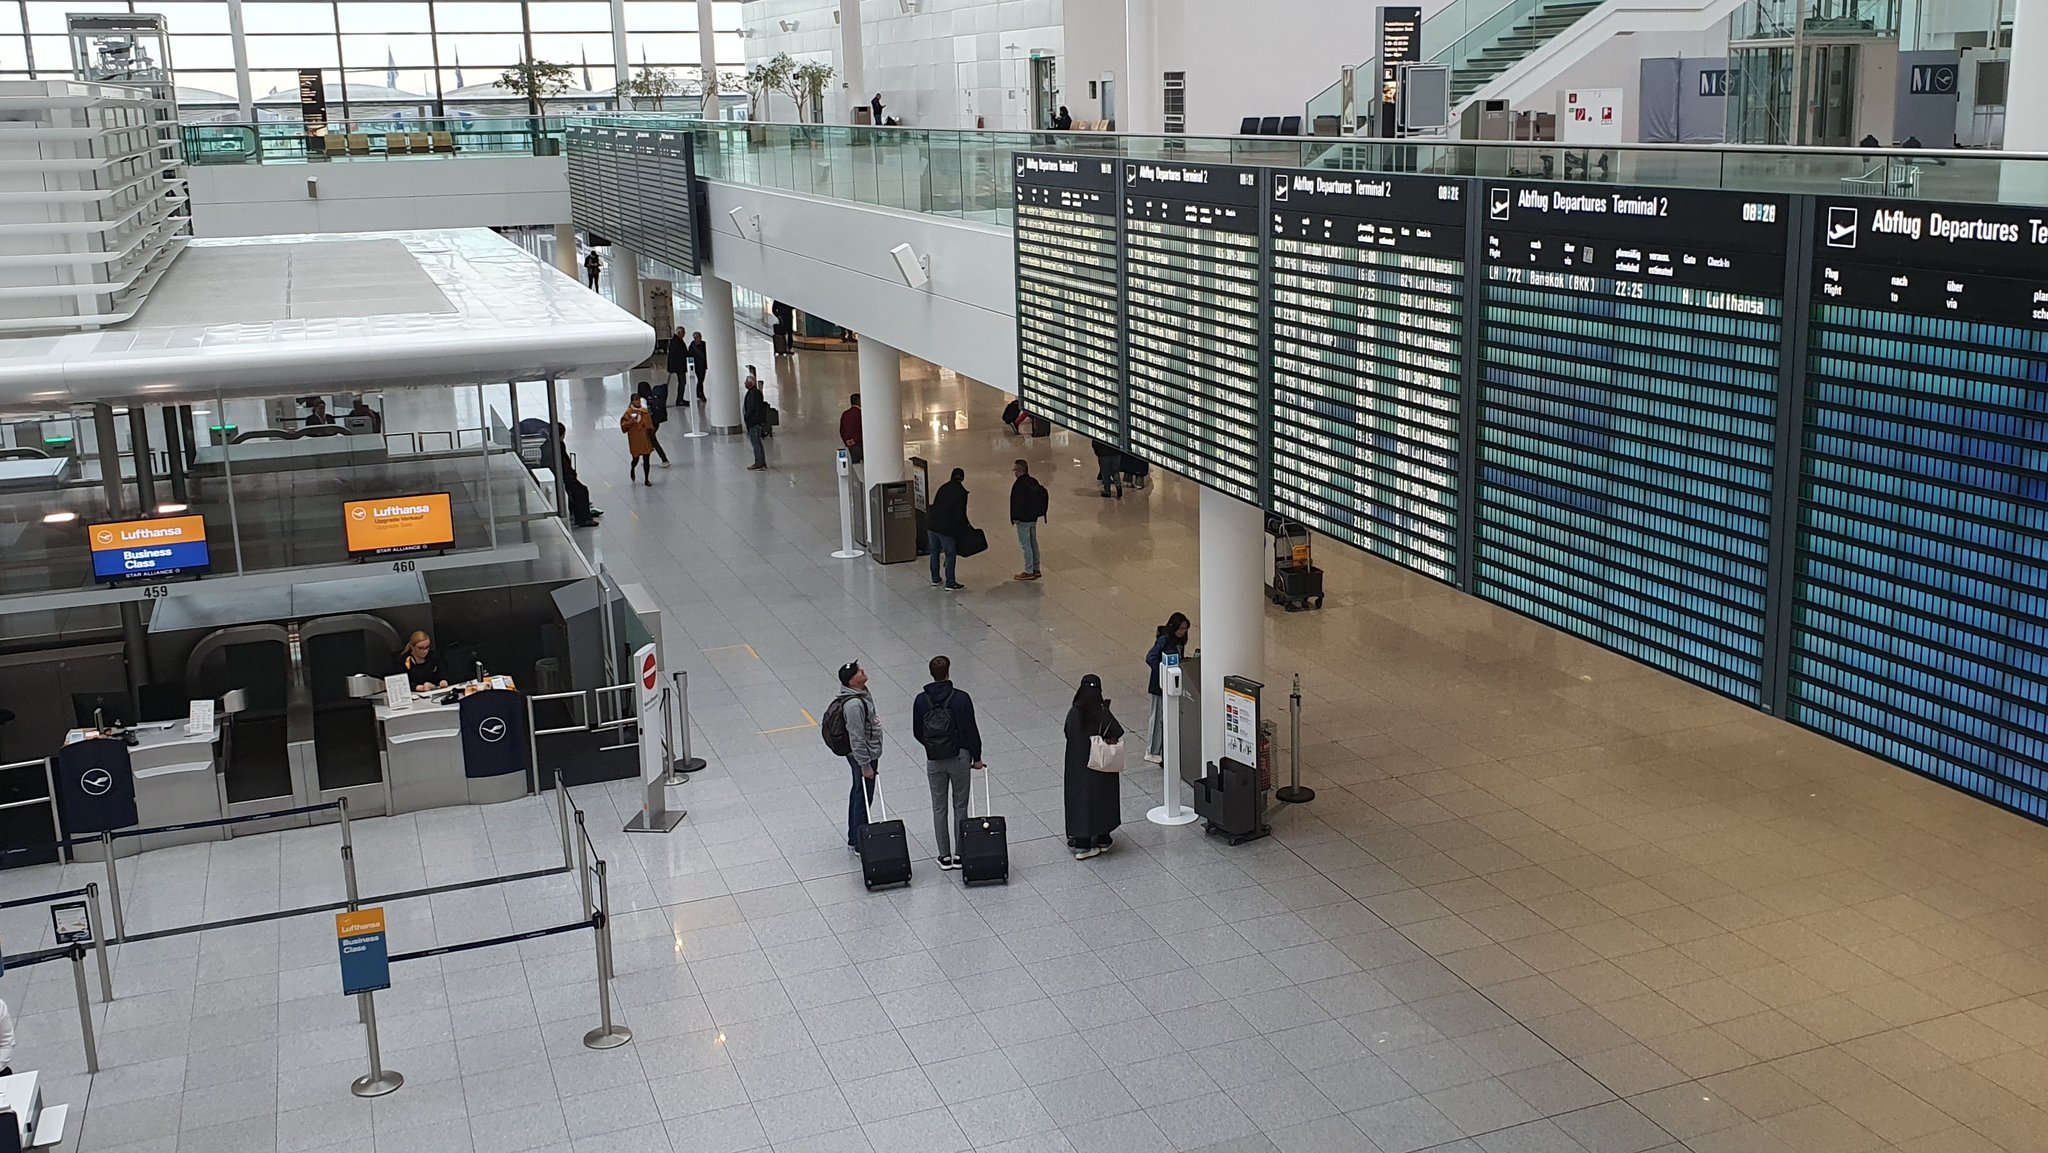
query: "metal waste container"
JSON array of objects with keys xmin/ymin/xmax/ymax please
[{"xmin": 868, "ymin": 480, "xmax": 918, "ymax": 564}]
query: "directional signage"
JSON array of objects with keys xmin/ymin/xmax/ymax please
[
  {"xmin": 565, "ymin": 126, "xmax": 700, "ymax": 275},
  {"xmin": 337, "ymin": 907, "xmax": 391, "ymax": 996},
  {"xmin": 1475, "ymin": 182, "xmax": 1792, "ymax": 704},
  {"xmin": 343, "ymin": 493, "xmax": 453, "ymax": 557},
  {"xmin": 1266, "ymin": 170, "xmax": 1467, "ymax": 583},
  {"xmin": 1122, "ymin": 159, "xmax": 1266, "ymax": 505},
  {"xmin": 1013, "ymin": 152, "xmax": 1123, "ymax": 446},
  {"xmin": 88, "ymin": 514, "xmax": 210, "ymax": 582}
]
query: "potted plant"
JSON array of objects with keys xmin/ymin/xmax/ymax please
[
  {"xmin": 617, "ymin": 65, "xmax": 678, "ymax": 111},
  {"xmin": 498, "ymin": 57, "xmax": 574, "ymax": 154}
]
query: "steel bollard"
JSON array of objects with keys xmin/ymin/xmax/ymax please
[
  {"xmin": 1276, "ymin": 672, "xmax": 1315, "ymax": 804},
  {"xmin": 85, "ymin": 883, "xmax": 113, "ymax": 1003},
  {"xmin": 555, "ymin": 766, "xmax": 573, "ymax": 871},
  {"xmin": 350, "ymin": 988, "xmax": 403, "ymax": 1097},
  {"xmin": 70, "ymin": 945, "xmax": 98, "ymax": 1073},
  {"xmin": 581, "ymin": 858, "xmax": 631, "ymax": 1049},
  {"xmin": 99, "ymin": 831, "xmax": 126, "ymax": 942},
  {"xmin": 672, "ymin": 671, "xmax": 707, "ymax": 774}
]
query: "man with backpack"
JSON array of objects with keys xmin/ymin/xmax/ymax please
[
  {"xmin": 1009, "ymin": 459, "xmax": 1048, "ymax": 581},
  {"xmin": 824, "ymin": 660, "xmax": 883, "ymax": 850},
  {"xmin": 911, "ymin": 655, "xmax": 983, "ymax": 871}
]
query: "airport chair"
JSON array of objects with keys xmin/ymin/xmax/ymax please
[
  {"xmin": 347, "ymin": 134, "xmax": 371, "ymax": 155},
  {"xmin": 1279, "ymin": 116, "xmax": 1301, "ymax": 135},
  {"xmin": 1259, "ymin": 116, "xmax": 1281, "ymax": 135},
  {"xmin": 430, "ymin": 131, "xmax": 456, "ymax": 153},
  {"xmin": 1239, "ymin": 117, "xmax": 1260, "ymax": 135},
  {"xmin": 409, "ymin": 132, "xmax": 431, "ymax": 154},
  {"xmin": 384, "ymin": 133, "xmax": 408, "ymax": 156}
]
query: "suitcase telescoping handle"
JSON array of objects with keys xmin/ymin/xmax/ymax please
[
  {"xmin": 973, "ymin": 760, "xmax": 991, "ymax": 820},
  {"xmin": 862, "ymin": 768, "xmax": 887, "ymax": 824}
]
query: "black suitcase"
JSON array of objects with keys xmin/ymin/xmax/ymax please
[
  {"xmin": 859, "ymin": 780, "xmax": 911, "ymax": 890},
  {"xmin": 957, "ymin": 765, "xmax": 1008, "ymax": 886}
]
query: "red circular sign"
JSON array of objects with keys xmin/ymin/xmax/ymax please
[{"xmin": 640, "ymin": 651, "xmax": 658, "ymax": 690}]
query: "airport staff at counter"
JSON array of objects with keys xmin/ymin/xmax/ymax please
[
  {"xmin": 375, "ymin": 675, "xmax": 530, "ymax": 813},
  {"xmin": 399, "ymin": 631, "xmax": 449, "ymax": 691}
]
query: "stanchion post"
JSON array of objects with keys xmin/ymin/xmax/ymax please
[
  {"xmin": 1277, "ymin": 672, "xmax": 1315, "ymax": 804},
  {"xmin": 574, "ymin": 809, "xmax": 593, "ymax": 918},
  {"xmin": 672, "ymin": 671, "xmax": 706, "ymax": 773},
  {"xmin": 350, "ymin": 989, "xmax": 403, "ymax": 1097},
  {"xmin": 1148, "ymin": 662, "xmax": 1199, "ymax": 826},
  {"xmin": 339, "ymin": 799, "xmax": 367, "ymax": 1026},
  {"xmin": 655, "ymin": 689, "xmax": 689, "ymax": 788},
  {"xmin": 85, "ymin": 883, "xmax": 113, "ymax": 1003},
  {"xmin": 70, "ymin": 944, "xmax": 98, "ymax": 1073},
  {"xmin": 582, "ymin": 858, "xmax": 631, "ymax": 1049},
  {"xmin": 99, "ymin": 831, "xmax": 126, "ymax": 942},
  {"xmin": 555, "ymin": 766, "xmax": 573, "ymax": 871}
]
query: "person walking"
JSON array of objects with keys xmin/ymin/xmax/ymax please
[
  {"xmin": 620, "ymin": 394, "xmax": 656, "ymax": 486},
  {"xmin": 1009, "ymin": 459, "xmax": 1048, "ymax": 581},
  {"xmin": 666, "ymin": 326, "xmax": 691, "ymax": 398},
  {"xmin": 834, "ymin": 661, "xmax": 881, "ymax": 850},
  {"xmin": 1063, "ymin": 674, "xmax": 1124, "ymax": 859},
  {"xmin": 742, "ymin": 372, "xmax": 771, "ymax": 471},
  {"xmin": 1144, "ymin": 611, "xmax": 1190, "ymax": 764},
  {"xmin": 912, "ymin": 655, "xmax": 983, "ymax": 870},
  {"xmin": 926, "ymin": 467, "xmax": 970, "ymax": 591},
  {"xmin": 688, "ymin": 331, "xmax": 708, "ymax": 402},
  {"xmin": 636, "ymin": 381, "xmax": 671, "ymax": 467},
  {"xmin": 839, "ymin": 393, "xmax": 864, "ymax": 464},
  {"xmin": 583, "ymin": 249, "xmax": 602, "ymax": 290},
  {"xmin": 1091, "ymin": 438, "xmax": 1123, "ymax": 498}
]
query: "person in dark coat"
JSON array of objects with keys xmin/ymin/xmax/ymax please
[
  {"xmin": 1063, "ymin": 674, "xmax": 1124, "ymax": 859},
  {"xmin": 1145, "ymin": 611, "xmax": 1190, "ymax": 763},
  {"xmin": 544, "ymin": 422, "xmax": 601, "ymax": 527},
  {"xmin": 636, "ymin": 381, "xmax": 670, "ymax": 467},
  {"xmin": 1054, "ymin": 105, "xmax": 1073, "ymax": 131},
  {"xmin": 688, "ymin": 332, "xmax": 708, "ymax": 401},
  {"xmin": 926, "ymin": 467, "xmax": 970, "ymax": 591},
  {"xmin": 666, "ymin": 326, "xmax": 690, "ymax": 395},
  {"xmin": 1091, "ymin": 438, "xmax": 1122, "ymax": 498},
  {"xmin": 742, "ymin": 371, "xmax": 770, "ymax": 470}
]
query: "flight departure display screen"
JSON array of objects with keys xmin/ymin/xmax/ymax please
[
  {"xmin": 1792, "ymin": 198, "xmax": 2048, "ymax": 818},
  {"xmin": 1013, "ymin": 153, "xmax": 1122, "ymax": 446},
  {"xmin": 1475, "ymin": 183, "xmax": 1791, "ymax": 703},
  {"xmin": 564, "ymin": 126, "xmax": 699, "ymax": 274},
  {"xmin": 1123, "ymin": 160, "xmax": 1265, "ymax": 503},
  {"xmin": 1266, "ymin": 170, "xmax": 1466, "ymax": 583}
]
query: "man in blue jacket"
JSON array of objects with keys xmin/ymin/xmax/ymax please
[{"xmin": 912, "ymin": 655, "xmax": 984, "ymax": 870}]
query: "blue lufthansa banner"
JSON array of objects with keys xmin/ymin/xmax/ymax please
[
  {"xmin": 458, "ymin": 689, "xmax": 530, "ymax": 779},
  {"xmin": 337, "ymin": 908, "xmax": 390, "ymax": 995},
  {"xmin": 56, "ymin": 736, "xmax": 139, "ymax": 835}
]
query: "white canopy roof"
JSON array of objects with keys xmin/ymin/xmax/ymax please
[{"xmin": 0, "ymin": 229, "xmax": 654, "ymax": 410}]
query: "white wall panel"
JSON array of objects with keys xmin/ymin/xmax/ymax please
[{"xmin": 186, "ymin": 155, "xmax": 572, "ymax": 236}]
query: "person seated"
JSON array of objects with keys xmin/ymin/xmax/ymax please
[
  {"xmin": 346, "ymin": 397, "xmax": 383, "ymax": 433},
  {"xmin": 303, "ymin": 397, "xmax": 337, "ymax": 426},
  {"xmin": 399, "ymin": 631, "xmax": 449, "ymax": 691}
]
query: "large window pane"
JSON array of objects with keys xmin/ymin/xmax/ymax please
[
  {"xmin": 169, "ymin": 33, "xmax": 237, "ymax": 71},
  {"xmin": 337, "ymin": 2, "xmax": 431, "ymax": 34},
  {"xmin": 526, "ymin": 2, "xmax": 611, "ymax": 32},
  {"xmin": 243, "ymin": 3, "xmax": 336, "ymax": 35},
  {"xmin": 527, "ymin": 32, "xmax": 609, "ymax": 67},
  {"xmin": 624, "ymin": 2, "xmax": 696, "ymax": 32},
  {"xmin": 436, "ymin": 31, "xmax": 524, "ymax": 70},
  {"xmin": 245, "ymin": 33, "xmax": 341, "ymax": 68},
  {"xmin": 152, "ymin": 1, "xmax": 233, "ymax": 35},
  {"xmin": 431, "ymin": 1, "xmax": 520, "ymax": 33},
  {"xmin": 712, "ymin": 30, "xmax": 740, "ymax": 64},
  {"xmin": 26, "ymin": 1, "xmax": 125, "ymax": 35},
  {"xmin": 625, "ymin": 32, "xmax": 698, "ymax": 66}
]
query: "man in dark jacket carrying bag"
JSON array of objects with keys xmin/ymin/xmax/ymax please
[
  {"xmin": 912, "ymin": 655, "xmax": 983, "ymax": 870},
  {"xmin": 926, "ymin": 468, "xmax": 971, "ymax": 591},
  {"xmin": 1009, "ymin": 459, "xmax": 1048, "ymax": 581}
]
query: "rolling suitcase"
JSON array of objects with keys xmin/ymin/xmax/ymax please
[
  {"xmin": 957, "ymin": 763, "xmax": 1008, "ymax": 886},
  {"xmin": 859, "ymin": 777, "xmax": 912, "ymax": 890}
]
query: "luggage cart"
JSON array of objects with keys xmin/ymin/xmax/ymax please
[{"xmin": 1264, "ymin": 516, "xmax": 1325, "ymax": 612}]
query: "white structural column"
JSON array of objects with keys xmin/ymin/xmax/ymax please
[
  {"xmin": 225, "ymin": 0, "xmax": 254, "ymax": 120},
  {"xmin": 613, "ymin": 245, "xmax": 642, "ymax": 317},
  {"xmin": 857, "ymin": 337, "xmax": 904, "ymax": 485},
  {"xmin": 700, "ymin": 269, "xmax": 744, "ymax": 433},
  {"xmin": 1198, "ymin": 487, "xmax": 1266, "ymax": 771},
  {"xmin": 837, "ymin": 0, "xmax": 867, "ymax": 124},
  {"xmin": 609, "ymin": 0, "xmax": 629, "ymax": 93},
  {"xmin": 553, "ymin": 224, "xmax": 581, "ymax": 279},
  {"xmin": 697, "ymin": 0, "xmax": 721, "ymax": 117},
  {"xmin": 1124, "ymin": 0, "xmax": 1159, "ymax": 133},
  {"xmin": 2003, "ymin": 0, "xmax": 2048, "ymax": 200}
]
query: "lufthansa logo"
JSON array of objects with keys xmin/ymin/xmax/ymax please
[
  {"xmin": 81, "ymin": 767, "xmax": 113, "ymax": 796},
  {"xmin": 95, "ymin": 529, "xmax": 114, "ymax": 545},
  {"xmin": 351, "ymin": 506, "xmax": 368, "ymax": 520},
  {"xmin": 479, "ymin": 717, "xmax": 507, "ymax": 743}
]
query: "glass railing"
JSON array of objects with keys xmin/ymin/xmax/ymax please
[
  {"xmin": 627, "ymin": 120, "xmax": 2048, "ymax": 223},
  {"xmin": 1303, "ymin": 0, "xmax": 1534, "ymax": 129},
  {"xmin": 180, "ymin": 112, "xmax": 708, "ymax": 165}
]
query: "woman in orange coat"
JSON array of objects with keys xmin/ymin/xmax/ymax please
[{"xmin": 620, "ymin": 395, "xmax": 656, "ymax": 486}]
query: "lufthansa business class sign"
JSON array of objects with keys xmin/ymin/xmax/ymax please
[
  {"xmin": 89, "ymin": 514, "xmax": 211, "ymax": 581},
  {"xmin": 344, "ymin": 493, "xmax": 454, "ymax": 557}
]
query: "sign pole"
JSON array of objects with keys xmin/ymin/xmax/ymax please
[
  {"xmin": 70, "ymin": 945, "xmax": 98, "ymax": 1074},
  {"xmin": 832, "ymin": 450, "xmax": 865, "ymax": 559},
  {"xmin": 623, "ymin": 642, "xmax": 684, "ymax": 833},
  {"xmin": 338, "ymin": 907, "xmax": 401, "ymax": 1097},
  {"xmin": 350, "ymin": 991, "xmax": 402, "ymax": 1098},
  {"xmin": 99, "ymin": 831, "xmax": 125, "ymax": 942},
  {"xmin": 1148, "ymin": 660, "xmax": 1199, "ymax": 826},
  {"xmin": 84, "ymin": 885, "xmax": 113, "ymax": 1001},
  {"xmin": 582, "ymin": 859, "xmax": 632, "ymax": 1049}
]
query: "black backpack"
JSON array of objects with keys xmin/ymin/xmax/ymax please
[
  {"xmin": 1024, "ymin": 478, "xmax": 1050, "ymax": 521},
  {"xmin": 919, "ymin": 690, "xmax": 960, "ymax": 759},
  {"xmin": 821, "ymin": 696, "xmax": 854, "ymax": 756}
]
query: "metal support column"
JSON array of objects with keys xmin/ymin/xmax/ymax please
[{"xmin": 128, "ymin": 406, "xmax": 156, "ymax": 512}]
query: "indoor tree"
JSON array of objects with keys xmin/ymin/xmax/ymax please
[
  {"xmin": 498, "ymin": 58, "xmax": 575, "ymax": 118},
  {"xmin": 618, "ymin": 65, "xmax": 679, "ymax": 110}
]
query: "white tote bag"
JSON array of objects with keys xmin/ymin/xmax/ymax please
[{"xmin": 1086, "ymin": 725, "xmax": 1125, "ymax": 774}]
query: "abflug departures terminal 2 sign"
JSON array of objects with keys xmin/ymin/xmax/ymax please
[
  {"xmin": 1013, "ymin": 152, "xmax": 1122, "ymax": 446},
  {"xmin": 1814, "ymin": 198, "xmax": 2048, "ymax": 324},
  {"xmin": 1483, "ymin": 182, "xmax": 1791, "ymax": 295}
]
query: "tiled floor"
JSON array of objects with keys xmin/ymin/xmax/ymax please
[{"xmin": 7, "ymin": 292, "xmax": 2048, "ymax": 1153}]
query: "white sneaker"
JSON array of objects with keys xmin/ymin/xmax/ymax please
[
  {"xmin": 1143, "ymin": 753, "xmax": 1163, "ymax": 764},
  {"xmin": 1074, "ymin": 846, "xmax": 1105, "ymax": 861}
]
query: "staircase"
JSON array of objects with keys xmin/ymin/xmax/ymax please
[{"xmin": 1450, "ymin": 0, "xmax": 1604, "ymax": 101}]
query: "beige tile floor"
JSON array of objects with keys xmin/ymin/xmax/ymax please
[{"xmin": 5, "ymin": 285, "xmax": 2046, "ymax": 1153}]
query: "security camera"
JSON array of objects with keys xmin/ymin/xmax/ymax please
[
  {"xmin": 728, "ymin": 206, "xmax": 759, "ymax": 240},
  {"xmin": 890, "ymin": 243, "xmax": 929, "ymax": 289}
]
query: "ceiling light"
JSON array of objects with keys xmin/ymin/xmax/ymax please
[
  {"xmin": 42, "ymin": 511, "xmax": 76, "ymax": 524},
  {"xmin": 155, "ymin": 502, "xmax": 188, "ymax": 514}
]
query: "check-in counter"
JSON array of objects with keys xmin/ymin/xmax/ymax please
[
  {"xmin": 64, "ymin": 721, "xmax": 224, "ymax": 861},
  {"xmin": 375, "ymin": 681, "xmax": 529, "ymax": 814}
]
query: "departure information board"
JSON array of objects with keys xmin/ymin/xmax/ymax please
[
  {"xmin": 1013, "ymin": 153, "xmax": 1122, "ymax": 445},
  {"xmin": 1123, "ymin": 160, "xmax": 1265, "ymax": 503},
  {"xmin": 1475, "ymin": 183, "xmax": 1791, "ymax": 703},
  {"xmin": 1792, "ymin": 198, "xmax": 2048, "ymax": 818},
  {"xmin": 1267, "ymin": 170, "xmax": 1466, "ymax": 583},
  {"xmin": 565, "ymin": 126, "xmax": 699, "ymax": 274}
]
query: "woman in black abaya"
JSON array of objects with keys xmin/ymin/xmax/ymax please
[{"xmin": 1063, "ymin": 674, "xmax": 1125, "ymax": 860}]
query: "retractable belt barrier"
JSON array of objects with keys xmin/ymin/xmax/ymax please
[
  {"xmin": 113, "ymin": 801, "xmax": 341, "ymax": 840},
  {"xmin": 0, "ymin": 886, "xmax": 87, "ymax": 912},
  {"xmin": 389, "ymin": 918, "xmax": 594, "ymax": 964}
]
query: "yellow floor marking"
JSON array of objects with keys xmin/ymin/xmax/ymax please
[
  {"xmin": 757, "ymin": 708, "xmax": 818, "ymax": 736},
  {"xmin": 702, "ymin": 643, "xmax": 761, "ymax": 659}
]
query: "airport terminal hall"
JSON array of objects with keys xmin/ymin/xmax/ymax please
[{"xmin": 8, "ymin": 2, "xmax": 2048, "ymax": 1153}]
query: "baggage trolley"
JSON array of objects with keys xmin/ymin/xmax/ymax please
[{"xmin": 1264, "ymin": 516, "xmax": 1324, "ymax": 612}]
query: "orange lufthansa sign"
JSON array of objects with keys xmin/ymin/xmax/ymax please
[
  {"xmin": 335, "ymin": 908, "xmax": 385, "ymax": 939},
  {"xmin": 91, "ymin": 514, "xmax": 205, "ymax": 552},
  {"xmin": 344, "ymin": 493, "xmax": 454, "ymax": 557}
]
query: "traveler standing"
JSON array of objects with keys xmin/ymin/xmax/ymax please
[
  {"xmin": 831, "ymin": 661, "xmax": 881, "ymax": 850},
  {"xmin": 666, "ymin": 326, "xmax": 691, "ymax": 397},
  {"xmin": 742, "ymin": 372, "xmax": 770, "ymax": 470},
  {"xmin": 1063, "ymin": 674, "xmax": 1124, "ymax": 859},
  {"xmin": 926, "ymin": 467, "xmax": 970, "ymax": 591},
  {"xmin": 912, "ymin": 655, "xmax": 983, "ymax": 870},
  {"xmin": 1144, "ymin": 612, "xmax": 1190, "ymax": 764},
  {"xmin": 620, "ymin": 394, "xmax": 656, "ymax": 486},
  {"xmin": 1091, "ymin": 438, "xmax": 1123, "ymax": 498},
  {"xmin": 688, "ymin": 331, "xmax": 708, "ymax": 402},
  {"xmin": 772, "ymin": 300, "xmax": 796, "ymax": 355},
  {"xmin": 636, "ymin": 381, "xmax": 671, "ymax": 467},
  {"xmin": 1009, "ymin": 459, "xmax": 1047, "ymax": 581},
  {"xmin": 1054, "ymin": 105, "xmax": 1073, "ymax": 131},
  {"xmin": 583, "ymin": 249, "xmax": 602, "ymax": 289},
  {"xmin": 839, "ymin": 393, "xmax": 864, "ymax": 464}
]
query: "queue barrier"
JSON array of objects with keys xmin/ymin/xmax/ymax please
[
  {"xmin": 95, "ymin": 799, "xmax": 347, "ymax": 942},
  {"xmin": 0, "ymin": 884, "xmax": 118, "ymax": 1076}
]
